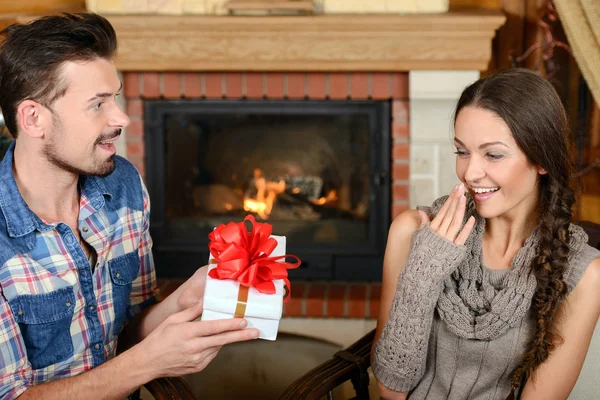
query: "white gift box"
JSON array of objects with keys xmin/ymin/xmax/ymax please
[{"xmin": 201, "ymin": 235, "xmax": 287, "ymax": 340}]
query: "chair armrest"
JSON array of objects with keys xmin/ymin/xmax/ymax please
[
  {"xmin": 278, "ymin": 329, "xmax": 376, "ymax": 400},
  {"xmin": 143, "ymin": 376, "xmax": 196, "ymax": 400}
]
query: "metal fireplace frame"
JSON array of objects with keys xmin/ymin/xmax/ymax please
[{"xmin": 144, "ymin": 99, "xmax": 390, "ymax": 281}]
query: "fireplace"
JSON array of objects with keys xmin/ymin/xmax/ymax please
[
  {"xmin": 145, "ymin": 99, "xmax": 390, "ymax": 281},
  {"xmin": 111, "ymin": 10, "xmax": 500, "ymax": 352}
]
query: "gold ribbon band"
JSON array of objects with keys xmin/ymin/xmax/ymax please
[
  {"xmin": 209, "ymin": 257, "xmax": 249, "ymax": 318},
  {"xmin": 234, "ymin": 285, "xmax": 249, "ymax": 318}
]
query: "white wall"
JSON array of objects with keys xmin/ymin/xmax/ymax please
[{"xmin": 409, "ymin": 70, "xmax": 479, "ymax": 208}]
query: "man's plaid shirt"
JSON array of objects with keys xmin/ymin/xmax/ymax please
[{"xmin": 0, "ymin": 142, "xmax": 158, "ymax": 400}]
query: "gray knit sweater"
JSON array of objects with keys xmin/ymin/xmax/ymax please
[{"xmin": 372, "ymin": 197, "xmax": 600, "ymax": 399}]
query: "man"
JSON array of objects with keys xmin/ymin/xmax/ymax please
[{"xmin": 0, "ymin": 13, "xmax": 259, "ymax": 400}]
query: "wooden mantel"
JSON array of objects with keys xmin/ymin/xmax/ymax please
[{"xmin": 103, "ymin": 11, "xmax": 506, "ymax": 72}]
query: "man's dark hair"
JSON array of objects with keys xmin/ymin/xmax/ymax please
[{"xmin": 0, "ymin": 13, "xmax": 117, "ymax": 137}]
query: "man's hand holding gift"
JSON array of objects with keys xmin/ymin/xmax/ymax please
[
  {"xmin": 201, "ymin": 215, "xmax": 301, "ymax": 340},
  {"xmin": 176, "ymin": 266, "xmax": 209, "ymax": 311},
  {"xmin": 120, "ymin": 215, "xmax": 296, "ymax": 383},
  {"xmin": 124, "ymin": 267, "xmax": 258, "ymax": 381}
]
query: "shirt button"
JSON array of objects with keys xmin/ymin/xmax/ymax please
[
  {"xmin": 94, "ymin": 344, "xmax": 101, "ymax": 350},
  {"xmin": 17, "ymin": 309, "xmax": 23, "ymax": 316},
  {"xmin": 66, "ymin": 301, "xmax": 72, "ymax": 307},
  {"xmin": 115, "ymin": 272, "xmax": 121, "ymax": 278},
  {"xmin": 82, "ymin": 227, "xmax": 89, "ymax": 233},
  {"xmin": 89, "ymin": 304, "xmax": 96, "ymax": 311}
]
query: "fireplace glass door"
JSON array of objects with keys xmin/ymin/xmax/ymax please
[{"xmin": 145, "ymin": 100, "xmax": 390, "ymax": 280}]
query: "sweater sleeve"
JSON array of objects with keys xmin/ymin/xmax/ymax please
[
  {"xmin": 564, "ymin": 225, "xmax": 600, "ymax": 295},
  {"xmin": 372, "ymin": 226, "xmax": 467, "ymax": 392}
]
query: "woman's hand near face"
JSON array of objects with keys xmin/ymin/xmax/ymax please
[{"xmin": 420, "ymin": 183, "xmax": 475, "ymax": 245}]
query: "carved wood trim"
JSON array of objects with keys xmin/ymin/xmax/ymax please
[{"xmin": 101, "ymin": 11, "xmax": 505, "ymax": 72}]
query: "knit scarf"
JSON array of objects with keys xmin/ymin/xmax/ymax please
[{"xmin": 419, "ymin": 195, "xmax": 589, "ymax": 341}]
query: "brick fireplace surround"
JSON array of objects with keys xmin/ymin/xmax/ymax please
[{"xmin": 122, "ymin": 71, "xmax": 409, "ymax": 337}]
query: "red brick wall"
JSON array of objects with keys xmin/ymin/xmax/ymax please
[
  {"xmin": 158, "ymin": 279, "xmax": 382, "ymax": 319},
  {"xmin": 124, "ymin": 71, "xmax": 409, "ymax": 319}
]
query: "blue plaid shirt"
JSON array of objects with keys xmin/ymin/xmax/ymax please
[{"xmin": 0, "ymin": 142, "xmax": 158, "ymax": 400}]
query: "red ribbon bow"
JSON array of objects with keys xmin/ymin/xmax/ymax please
[{"xmin": 208, "ymin": 215, "xmax": 301, "ymax": 301}]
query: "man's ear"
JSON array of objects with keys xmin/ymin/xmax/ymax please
[{"xmin": 16, "ymin": 100, "xmax": 47, "ymax": 139}]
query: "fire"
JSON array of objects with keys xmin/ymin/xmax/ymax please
[
  {"xmin": 311, "ymin": 189, "xmax": 338, "ymax": 206},
  {"xmin": 243, "ymin": 168, "xmax": 285, "ymax": 219},
  {"xmin": 243, "ymin": 198, "xmax": 268, "ymax": 217},
  {"xmin": 242, "ymin": 168, "xmax": 338, "ymax": 219}
]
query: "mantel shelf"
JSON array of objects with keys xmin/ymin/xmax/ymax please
[
  {"xmin": 16, "ymin": 11, "xmax": 506, "ymax": 71},
  {"xmin": 114, "ymin": 11, "xmax": 506, "ymax": 71}
]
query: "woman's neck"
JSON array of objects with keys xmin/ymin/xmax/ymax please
[{"xmin": 483, "ymin": 205, "xmax": 539, "ymax": 262}]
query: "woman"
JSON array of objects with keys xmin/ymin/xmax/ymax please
[{"xmin": 372, "ymin": 68, "xmax": 600, "ymax": 400}]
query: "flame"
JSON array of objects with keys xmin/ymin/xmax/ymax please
[
  {"xmin": 312, "ymin": 189, "xmax": 338, "ymax": 206},
  {"xmin": 243, "ymin": 198, "xmax": 268, "ymax": 218},
  {"xmin": 243, "ymin": 168, "xmax": 285, "ymax": 219},
  {"xmin": 242, "ymin": 169, "xmax": 338, "ymax": 218}
]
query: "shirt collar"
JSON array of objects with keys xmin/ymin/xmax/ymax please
[
  {"xmin": 0, "ymin": 141, "xmax": 112, "ymax": 238},
  {"xmin": 79, "ymin": 174, "xmax": 112, "ymax": 214}
]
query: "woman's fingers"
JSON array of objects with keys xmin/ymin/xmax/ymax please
[
  {"xmin": 446, "ymin": 192, "xmax": 467, "ymax": 241},
  {"xmin": 430, "ymin": 185, "xmax": 457, "ymax": 231},
  {"xmin": 436, "ymin": 184, "xmax": 464, "ymax": 237},
  {"xmin": 430, "ymin": 183, "xmax": 473, "ymax": 244},
  {"xmin": 437, "ymin": 190, "xmax": 459, "ymax": 237},
  {"xmin": 455, "ymin": 216, "xmax": 476, "ymax": 245}
]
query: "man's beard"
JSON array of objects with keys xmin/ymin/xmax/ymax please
[{"xmin": 43, "ymin": 115, "xmax": 118, "ymax": 178}]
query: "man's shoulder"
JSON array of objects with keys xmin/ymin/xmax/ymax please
[
  {"xmin": 0, "ymin": 215, "xmax": 28, "ymax": 271},
  {"xmin": 107, "ymin": 155, "xmax": 140, "ymax": 182}
]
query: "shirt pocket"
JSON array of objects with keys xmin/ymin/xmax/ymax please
[
  {"xmin": 108, "ymin": 251, "xmax": 141, "ymax": 336},
  {"xmin": 9, "ymin": 287, "xmax": 75, "ymax": 370}
]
